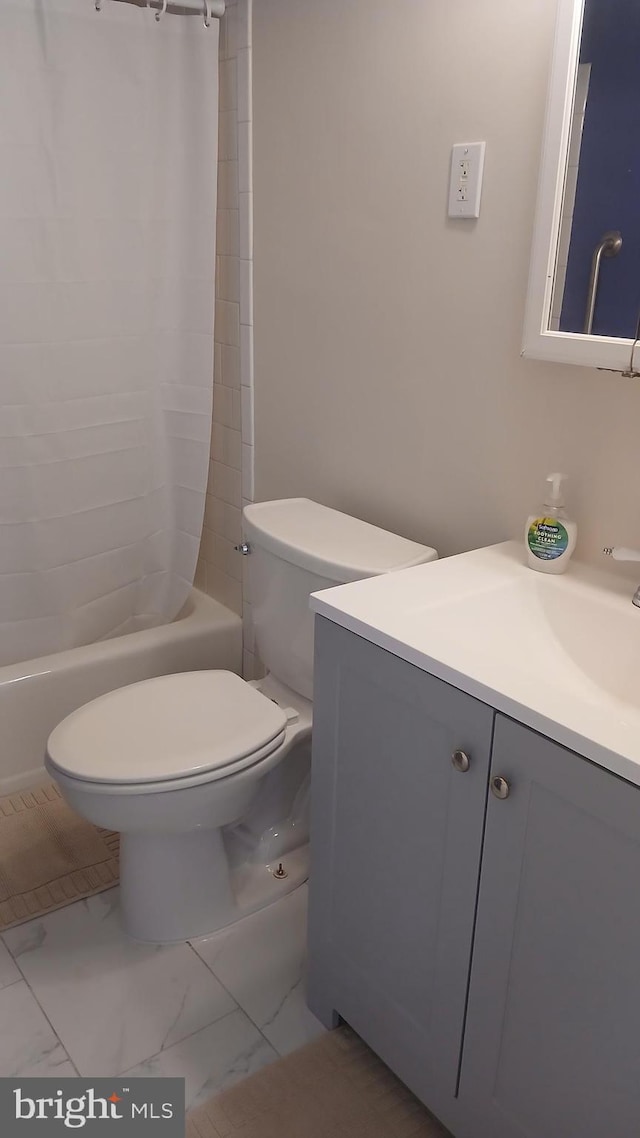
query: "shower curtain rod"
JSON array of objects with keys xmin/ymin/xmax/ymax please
[{"xmin": 106, "ymin": 0, "xmax": 225, "ymax": 16}]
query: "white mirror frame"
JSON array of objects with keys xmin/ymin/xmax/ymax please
[{"xmin": 522, "ymin": 0, "xmax": 634, "ymax": 371}]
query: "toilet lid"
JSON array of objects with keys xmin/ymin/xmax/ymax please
[{"xmin": 46, "ymin": 671, "xmax": 288, "ymax": 785}]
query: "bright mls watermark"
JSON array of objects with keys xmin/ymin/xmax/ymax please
[{"xmin": 0, "ymin": 1078, "xmax": 185, "ymax": 1136}]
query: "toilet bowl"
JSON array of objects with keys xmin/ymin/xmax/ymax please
[
  {"xmin": 46, "ymin": 670, "xmax": 312, "ymax": 943},
  {"xmin": 46, "ymin": 498, "xmax": 437, "ymax": 943}
]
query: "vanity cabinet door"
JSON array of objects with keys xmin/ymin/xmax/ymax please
[
  {"xmin": 458, "ymin": 715, "xmax": 640, "ymax": 1138},
  {"xmin": 307, "ymin": 617, "xmax": 493, "ymax": 1127}
]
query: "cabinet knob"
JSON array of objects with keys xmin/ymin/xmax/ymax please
[
  {"xmin": 491, "ymin": 775, "xmax": 511, "ymax": 800},
  {"xmin": 451, "ymin": 750, "xmax": 470, "ymax": 773}
]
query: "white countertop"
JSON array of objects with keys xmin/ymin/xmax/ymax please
[{"xmin": 311, "ymin": 541, "xmax": 640, "ymax": 788}]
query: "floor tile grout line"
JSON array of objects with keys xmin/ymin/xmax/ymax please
[
  {"xmin": 186, "ymin": 959, "xmax": 326, "ymax": 1062},
  {"xmin": 185, "ymin": 940, "xmax": 282, "ymax": 1060},
  {"xmin": 184, "ymin": 937, "xmax": 298, "ymax": 1060},
  {"xmin": 0, "ymin": 976, "xmax": 24, "ymax": 992},
  {"xmin": 0, "ymin": 890, "xmax": 308, "ymax": 1081},
  {"xmin": 118, "ymin": 1004, "xmax": 273, "ymax": 1084},
  {"xmin": 153, "ymin": 989, "xmax": 248, "ymax": 1066},
  {"xmin": 27, "ymin": 971, "xmax": 254, "ymax": 1081},
  {"xmin": 120, "ymin": 1004, "xmax": 242, "ymax": 1076},
  {"xmin": 0, "ymin": 952, "xmax": 77, "ymax": 1074},
  {"xmin": 0, "ymin": 903, "xmax": 120, "ymax": 1077},
  {"xmin": 1, "ymin": 928, "xmax": 250, "ymax": 1081},
  {"xmin": 184, "ymin": 887, "xmax": 319, "ymax": 1060},
  {"xmin": 1, "ymin": 930, "xmax": 19, "ymax": 959}
]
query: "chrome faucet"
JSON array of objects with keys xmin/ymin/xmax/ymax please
[{"xmin": 603, "ymin": 546, "xmax": 640, "ymax": 607}]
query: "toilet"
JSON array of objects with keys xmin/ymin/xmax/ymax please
[{"xmin": 45, "ymin": 499, "xmax": 437, "ymax": 943}]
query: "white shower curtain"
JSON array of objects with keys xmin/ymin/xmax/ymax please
[{"xmin": 0, "ymin": 0, "xmax": 218, "ymax": 667}]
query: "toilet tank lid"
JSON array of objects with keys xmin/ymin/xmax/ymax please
[{"xmin": 243, "ymin": 498, "xmax": 437, "ymax": 584}]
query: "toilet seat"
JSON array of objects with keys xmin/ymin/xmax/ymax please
[{"xmin": 46, "ymin": 671, "xmax": 288, "ymax": 788}]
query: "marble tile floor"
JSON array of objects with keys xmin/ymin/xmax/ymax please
[{"xmin": 0, "ymin": 883, "xmax": 324, "ymax": 1110}]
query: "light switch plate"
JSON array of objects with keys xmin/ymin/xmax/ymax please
[{"xmin": 448, "ymin": 141, "xmax": 486, "ymax": 219}]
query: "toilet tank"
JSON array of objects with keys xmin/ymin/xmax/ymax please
[{"xmin": 242, "ymin": 499, "xmax": 437, "ymax": 700}]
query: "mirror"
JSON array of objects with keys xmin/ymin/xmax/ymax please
[{"xmin": 523, "ymin": 0, "xmax": 640, "ymax": 371}]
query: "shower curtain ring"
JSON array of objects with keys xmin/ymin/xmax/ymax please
[
  {"xmin": 155, "ymin": 0, "xmax": 168, "ymax": 21},
  {"xmin": 203, "ymin": 0, "xmax": 212, "ymax": 26}
]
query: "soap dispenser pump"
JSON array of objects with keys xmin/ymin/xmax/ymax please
[{"xmin": 526, "ymin": 473, "xmax": 577, "ymax": 574}]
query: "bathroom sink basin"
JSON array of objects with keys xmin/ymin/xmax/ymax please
[
  {"xmin": 407, "ymin": 563, "xmax": 640, "ymax": 707},
  {"xmin": 311, "ymin": 542, "xmax": 640, "ymax": 786},
  {"xmin": 473, "ymin": 574, "xmax": 640, "ymax": 706}
]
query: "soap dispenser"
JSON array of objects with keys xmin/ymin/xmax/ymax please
[{"xmin": 526, "ymin": 473, "xmax": 577, "ymax": 574}]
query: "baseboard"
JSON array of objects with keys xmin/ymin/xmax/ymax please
[{"xmin": 0, "ymin": 764, "xmax": 48, "ymax": 798}]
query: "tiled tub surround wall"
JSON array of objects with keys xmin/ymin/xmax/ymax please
[{"xmin": 197, "ymin": 0, "xmax": 256, "ymax": 680}]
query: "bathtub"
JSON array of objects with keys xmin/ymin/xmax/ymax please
[{"xmin": 0, "ymin": 590, "xmax": 242, "ymax": 795}]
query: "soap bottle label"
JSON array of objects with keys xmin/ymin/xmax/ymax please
[{"xmin": 527, "ymin": 518, "xmax": 569, "ymax": 560}]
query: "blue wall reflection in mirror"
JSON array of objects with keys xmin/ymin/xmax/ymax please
[{"xmin": 559, "ymin": 0, "xmax": 640, "ymax": 339}]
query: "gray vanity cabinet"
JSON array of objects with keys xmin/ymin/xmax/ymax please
[
  {"xmin": 307, "ymin": 617, "xmax": 494, "ymax": 1126},
  {"xmin": 309, "ymin": 616, "xmax": 640, "ymax": 1138},
  {"xmin": 457, "ymin": 714, "xmax": 640, "ymax": 1138}
]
